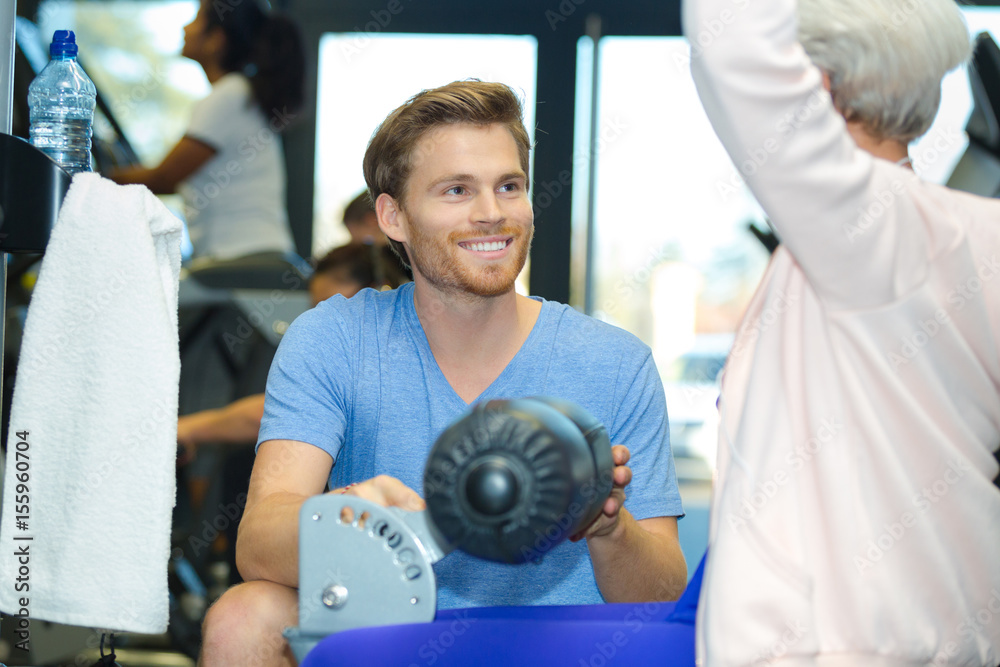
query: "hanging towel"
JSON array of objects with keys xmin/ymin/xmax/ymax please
[{"xmin": 0, "ymin": 172, "xmax": 182, "ymax": 634}]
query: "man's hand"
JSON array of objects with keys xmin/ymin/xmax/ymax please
[
  {"xmin": 331, "ymin": 475, "xmax": 426, "ymax": 515},
  {"xmin": 570, "ymin": 445, "xmax": 632, "ymax": 542}
]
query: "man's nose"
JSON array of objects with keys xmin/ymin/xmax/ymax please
[{"xmin": 472, "ymin": 192, "xmax": 505, "ymax": 225}]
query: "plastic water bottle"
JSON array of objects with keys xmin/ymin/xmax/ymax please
[{"xmin": 28, "ymin": 30, "xmax": 97, "ymax": 175}]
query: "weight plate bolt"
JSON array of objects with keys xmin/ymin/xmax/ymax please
[{"xmin": 322, "ymin": 584, "xmax": 348, "ymax": 609}]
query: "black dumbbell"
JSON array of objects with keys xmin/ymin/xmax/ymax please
[{"xmin": 423, "ymin": 397, "xmax": 614, "ymax": 564}]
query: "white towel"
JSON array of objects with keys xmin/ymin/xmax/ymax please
[{"xmin": 0, "ymin": 172, "xmax": 182, "ymax": 633}]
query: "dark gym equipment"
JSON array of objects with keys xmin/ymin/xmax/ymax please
[
  {"xmin": 0, "ymin": 133, "xmax": 69, "ymax": 254},
  {"xmin": 425, "ymin": 396, "xmax": 614, "ymax": 564}
]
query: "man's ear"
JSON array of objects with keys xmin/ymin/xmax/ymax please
[{"xmin": 376, "ymin": 193, "xmax": 407, "ymax": 244}]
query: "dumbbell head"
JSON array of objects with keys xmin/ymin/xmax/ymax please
[{"xmin": 423, "ymin": 397, "xmax": 613, "ymax": 564}]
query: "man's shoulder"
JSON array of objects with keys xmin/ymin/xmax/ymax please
[
  {"xmin": 291, "ymin": 284, "xmax": 410, "ymax": 339},
  {"xmin": 537, "ymin": 299, "xmax": 652, "ymax": 359},
  {"xmin": 540, "ymin": 300, "xmax": 647, "ymax": 342}
]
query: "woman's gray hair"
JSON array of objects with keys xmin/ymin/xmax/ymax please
[{"xmin": 798, "ymin": 0, "xmax": 972, "ymax": 143}]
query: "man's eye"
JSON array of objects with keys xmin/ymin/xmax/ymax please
[
  {"xmin": 499, "ymin": 182, "xmax": 520, "ymax": 192},
  {"xmin": 445, "ymin": 186, "xmax": 466, "ymax": 196}
]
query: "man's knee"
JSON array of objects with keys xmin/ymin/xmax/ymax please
[{"xmin": 201, "ymin": 581, "xmax": 298, "ymax": 665}]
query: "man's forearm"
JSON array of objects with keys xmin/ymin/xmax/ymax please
[
  {"xmin": 236, "ymin": 492, "xmax": 308, "ymax": 587},
  {"xmin": 587, "ymin": 510, "xmax": 688, "ymax": 603}
]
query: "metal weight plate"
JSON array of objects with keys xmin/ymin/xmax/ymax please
[{"xmin": 295, "ymin": 494, "xmax": 438, "ymax": 637}]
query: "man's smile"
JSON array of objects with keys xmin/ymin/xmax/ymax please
[{"xmin": 457, "ymin": 237, "xmax": 514, "ymax": 254}]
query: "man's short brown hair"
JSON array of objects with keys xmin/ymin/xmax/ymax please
[{"xmin": 362, "ymin": 79, "xmax": 532, "ymax": 268}]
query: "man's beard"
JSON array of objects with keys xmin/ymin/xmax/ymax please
[{"xmin": 407, "ymin": 223, "xmax": 533, "ymax": 298}]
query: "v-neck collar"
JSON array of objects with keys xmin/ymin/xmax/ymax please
[{"xmin": 401, "ymin": 283, "xmax": 546, "ymax": 407}]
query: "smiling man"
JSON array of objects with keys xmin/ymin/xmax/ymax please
[{"xmin": 199, "ymin": 80, "xmax": 687, "ymax": 666}]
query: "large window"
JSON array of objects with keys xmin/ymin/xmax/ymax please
[
  {"xmin": 313, "ymin": 33, "xmax": 538, "ymax": 262},
  {"xmin": 572, "ymin": 37, "xmax": 769, "ymax": 470},
  {"xmin": 573, "ymin": 37, "xmax": 769, "ymax": 363}
]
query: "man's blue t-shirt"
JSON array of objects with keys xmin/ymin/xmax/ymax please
[{"xmin": 257, "ymin": 281, "xmax": 683, "ymax": 609}]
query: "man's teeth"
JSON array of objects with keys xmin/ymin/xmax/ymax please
[{"xmin": 465, "ymin": 241, "xmax": 506, "ymax": 252}]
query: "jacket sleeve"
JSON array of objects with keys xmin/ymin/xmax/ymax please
[{"xmin": 683, "ymin": 0, "xmax": 937, "ymax": 310}]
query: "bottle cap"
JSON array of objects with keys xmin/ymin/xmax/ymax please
[{"xmin": 49, "ymin": 30, "xmax": 78, "ymax": 58}]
